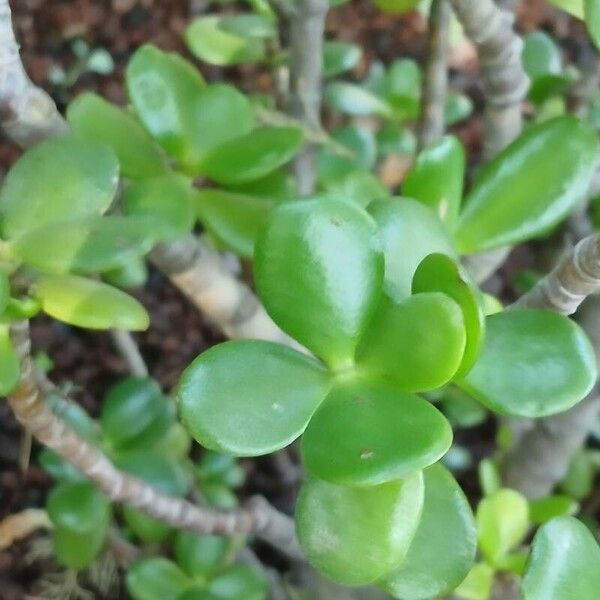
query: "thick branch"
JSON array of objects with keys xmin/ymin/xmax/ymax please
[
  {"xmin": 449, "ymin": 0, "xmax": 528, "ymax": 159},
  {"xmin": 418, "ymin": 0, "xmax": 451, "ymax": 150},
  {"xmin": 287, "ymin": 0, "xmax": 328, "ymax": 195},
  {"xmin": 8, "ymin": 321, "xmax": 302, "ymax": 558}
]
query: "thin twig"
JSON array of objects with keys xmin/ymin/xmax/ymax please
[{"xmin": 109, "ymin": 329, "xmax": 148, "ymax": 377}]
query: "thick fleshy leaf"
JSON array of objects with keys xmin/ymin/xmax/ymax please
[
  {"xmin": 0, "ymin": 136, "xmax": 118, "ymax": 240},
  {"xmin": 476, "ymin": 488, "xmax": 529, "ymax": 564},
  {"xmin": 174, "ymin": 531, "xmax": 231, "ymax": 577},
  {"xmin": 47, "ymin": 482, "xmax": 111, "ymax": 569},
  {"xmin": 548, "ymin": 0, "xmax": 584, "ymax": 18},
  {"xmin": 208, "ymin": 565, "xmax": 267, "ymax": 600},
  {"xmin": 369, "ymin": 197, "xmax": 456, "ymax": 301},
  {"xmin": 0, "ymin": 324, "xmax": 20, "ymax": 395},
  {"xmin": 585, "ymin": 0, "xmax": 600, "ymax": 50},
  {"xmin": 458, "ymin": 309, "xmax": 596, "ymax": 417},
  {"xmin": 324, "ymin": 82, "xmax": 393, "ymax": 117},
  {"xmin": 195, "ymin": 189, "xmax": 279, "ymax": 257},
  {"xmin": 402, "ymin": 135, "xmax": 465, "ymax": 227},
  {"xmin": 453, "ymin": 563, "xmax": 494, "ymax": 600},
  {"xmin": 301, "ymin": 379, "xmax": 452, "ymax": 486},
  {"xmin": 185, "ymin": 16, "xmax": 265, "ymax": 66},
  {"xmin": 67, "ymin": 92, "xmax": 168, "ymax": 179},
  {"xmin": 127, "ymin": 558, "xmax": 191, "ymax": 600},
  {"xmin": 12, "ymin": 216, "xmax": 165, "ymax": 274},
  {"xmin": 122, "ymin": 174, "xmax": 196, "ymax": 239},
  {"xmin": 412, "ymin": 253, "xmax": 484, "ymax": 376},
  {"xmin": 372, "ymin": 0, "xmax": 420, "ymax": 13},
  {"xmin": 255, "ymin": 198, "xmax": 383, "ymax": 369},
  {"xmin": 296, "ymin": 473, "xmax": 424, "ymax": 586},
  {"xmin": 35, "ymin": 275, "xmax": 149, "ymax": 331},
  {"xmin": 323, "ymin": 41, "xmax": 362, "ymax": 77},
  {"xmin": 178, "ymin": 340, "xmax": 331, "ymax": 455},
  {"xmin": 127, "ymin": 46, "xmax": 253, "ymax": 171},
  {"xmin": 455, "ymin": 117, "xmax": 599, "ymax": 253},
  {"xmin": 199, "ymin": 127, "xmax": 302, "ymax": 185},
  {"xmin": 219, "ymin": 14, "xmax": 277, "ymax": 39},
  {"xmin": 103, "ymin": 255, "xmax": 148, "ymax": 289},
  {"xmin": 382, "ymin": 59, "xmax": 421, "ymax": 121},
  {"xmin": 444, "ymin": 94, "xmax": 474, "ymax": 125},
  {"xmin": 356, "ymin": 293, "xmax": 466, "ymax": 392},
  {"xmin": 529, "ymin": 495, "xmax": 579, "ymax": 525},
  {"xmin": 381, "ymin": 465, "xmax": 476, "ymax": 600},
  {"xmin": 522, "ymin": 517, "xmax": 600, "ymax": 600}
]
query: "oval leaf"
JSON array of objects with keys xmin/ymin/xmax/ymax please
[
  {"xmin": 323, "ymin": 41, "xmax": 362, "ymax": 77},
  {"xmin": 356, "ymin": 293, "xmax": 466, "ymax": 392},
  {"xmin": 35, "ymin": 274, "xmax": 149, "ymax": 331},
  {"xmin": 127, "ymin": 558, "xmax": 190, "ymax": 600},
  {"xmin": 296, "ymin": 472, "xmax": 424, "ymax": 586},
  {"xmin": 301, "ymin": 378, "xmax": 452, "ymax": 486},
  {"xmin": 455, "ymin": 117, "xmax": 600, "ymax": 253},
  {"xmin": 324, "ymin": 82, "xmax": 393, "ymax": 117},
  {"xmin": 255, "ymin": 198, "xmax": 384, "ymax": 369},
  {"xmin": 380, "ymin": 464, "xmax": 476, "ymax": 600},
  {"xmin": 0, "ymin": 136, "xmax": 118, "ymax": 239},
  {"xmin": 178, "ymin": 340, "xmax": 331, "ymax": 455},
  {"xmin": 586, "ymin": 0, "xmax": 600, "ymax": 50},
  {"xmin": 458, "ymin": 309, "xmax": 596, "ymax": 417}
]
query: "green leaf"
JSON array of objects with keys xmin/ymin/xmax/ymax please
[
  {"xmin": 127, "ymin": 46, "xmax": 253, "ymax": 172},
  {"xmin": 67, "ymin": 92, "xmax": 168, "ymax": 179},
  {"xmin": 548, "ymin": 0, "xmax": 584, "ymax": 18},
  {"xmin": 382, "ymin": 59, "xmax": 421, "ymax": 121},
  {"xmin": 478, "ymin": 458, "xmax": 501, "ymax": 497},
  {"xmin": 219, "ymin": 14, "xmax": 276, "ymax": 39},
  {"xmin": 47, "ymin": 482, "xmax": 110, "ymax": 570},
  {"xmin": 255, "ymin": 198, "xmax": 383, "ymax": 369},
  {"xmin": 444, "ymin": 94, "xmax": 474, "ymax": 126},
  {"xmin": 208, "ymin": 565, "xmax": 267, "ymax": 600},
  {"xmin": 455, "ymin": 117, "xmax": 600, "ymax": 253},
  {"xmin": 381, "ymin": 465, "xmax": 476, "ymax": 600},
  {"xmin": 372, "ymin": 0, "xmax": 420, "ymax": 13},
  {"xmin": 402, "ymin": 135, "xmax": 465, "ymax": 227},
  {"xmin": 195, "ymin": 189, "xmax": 279, "ymax": 258},
  {"xmin": 186, "ymin": 16, "xmax": 265, "ymax": 66},
  {"xmin": 529, "ymin": 495, "xmax": 579, "ymax": 525},
  {"xmin": 12, "ymin": 216, "xmax": 165, "ymax": 274},
  {"xmin": 369, "ymin": 197, "xmax": 456, "ymax": 301},
  {"xmin": 560, "ymin": 450, "xmax": 596, "ymax": 500},
  {"xmin": 412, "ymin": 253, "xmax": 484, "ymax": 376},
  {"xmin": 324, "ymin": 171, "xmax": 389, "ymax": 208},
  {"xmin": 324, "ymin": 82, "xmax": 393, "ymax": 117},
  {"xmin": 174, "ymin": 531, "xmax": 231, "ymax": 577},
  {"xmin": 0, "ymin": 136, "xmax": 118, "ymax": 240},
  {"xmin": 476, "ymin": 488, "xmax": 529, "ymax": 565},
  {"xmin": 35, "ymin": 274, "xmax": 149, "ymax": 331},
  {"xmin": 127, "ymin": 558, "xmax": 191, "ymax": 600},
  {"xmin": 356, "ymin": 293, "xmax": 466, "ymax": 392},
  {"xmin": 296, "ymin": 472, "xmax": 424, "ymax": 586},
  {"xmin": 122, "ymin": 174, "xmax": 196, "ymax": 240},
  {"xmin": 453, "ymin": 562, "xmax": 494, "ymax": 600},
  {"xmin": 323, "ymin": 41, "xmax": 362, "ymax": 77},
  {"xmin": 301, "ymin": 378, "xmax": 452, "ymax": 485},
  {"xmin": 585, "ymin": 0, "xmax": 600, "ymax": 50},
  {"xmin": 522, "ymin": 517, "xmax": 600, "ymax": 600},
  {"xmin": 440, "ymin": 387, "xmax": 488, "ymax": 429},
  {"xmin": 0, "ymin": 324, "xmax": 20, "ymax": 395},
  {"xmin": 458, "ymin": 309, "xmax": 596, "ymax": 417},
  {"xmin": 178, "ymin": 340, "xmax": 331, "ymax": 455},
  {"xmin": 103, "ymin": 255, "xmax": 148, "ymax": 289},
  {"xmin": 199, "ymin": 127, "xmax": 302, "ymax": 185}
]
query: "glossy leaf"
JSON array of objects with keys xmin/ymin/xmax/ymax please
[
  {"xmin": 302, "ymin": 378, "xmax": 452, "ymax": 485},
  {"xmin": 122, "ymin": 174, "xmax": 196, "ymax": 240},
  {"xmin": 67, "ymin": 92, "xmax": 168, "ymax": 179},
  {"xmin": 402, "ymin": 135, "xmax": 465, "ymax": 227},
  {"xmin": 0, "ymin": 324, "xmax": 20, "ymax": 395},
  {"xmin": 356, "ymin": 293, "xmax": 466, "ymax": 392},
  {"xmin": 453, "ymin": 563, "xmax": 494, "ymax": 600},
  {"xmin": 325, "ymin": 171, "xmax": 389, "ymax": 208},
  {"xmin": 219, "ymin": 14, "xmax": 277, "ymax": 39},
  {"xmin": 296, "ymin": 472, "xmax": 424, "ymax": 585},
  {"xmin": 0, "ymin": 136, "xmax": 118, "ymax": 240},
  {"xmin": 529, "ymin": 495, "xmax": 579, "ymax": 525},
  {"xmin": 381, "ymin": 465, "xmax": 476, "ymax": 600},
  {"xmin": 186, "ymin": 16, "xmax": 265, "ymax": 66},
  {"xmin": 444, "ymin": 94, "xmax": 474, "ymax": 126},
  {"xmin": 324, "ymin": 82, "xmax": 393, "ymax": 117},
  {"xmin": 12, "ymin": 216, "xmax": 165, "ymax": 274},
  {"xmin": 369, "ymin": 197, "xmax": 456, "ymax": 301},
  {"xmin": 35, "ymin": 274, "xmax": 149, "ymax": 331},
  {"xmin": 178, "ymin": 340, "xmax": 330, "ymax": 455},
  {"xmin": 127, "ymin": 558, "xmax": 191, "ymax": 600},
  {"xmin": 382, "ymin": 59, "xmax": 421, "ymax": 121},
  {"xmin": 522, "ymin": 517, "xmax": 600, "ymax": 600},
  {"xmin": 199, "ymin": 127, "xmax": 302, "ymax": 185},
  {"xmin": 476, "ymin": 488, "xmax": 529, "ymax": 564},
  {"xmin": 103, "ymin": 255, "xmax": 148, "ymax": 289},
  {"xmin": 372, "ymin": 0, "xmax": 420, "ymax": 13},
  {"xmin": 47, "ymin": 482, "xmax": 110, "ymax": 569},
  {"xmin": 255, "ymin": 198, "xmax": 383, "ymax": 369},
  {"xmin": 455, "ymin": 117, "xmax": 599, "ymax": 253},
  {"xmin": 412, "ymin": 253, "xmax": 485, "ymax": 375},
  {"xmin": 195, "ymin": 189, "xmax": 279, "ymax": 257},
  {"xmin": 174, "ymin": 531, "xmax": 231, "ymax": 577},
  {"xmin": 127, "ymin": 46, "xmax": 253, "ymax": 171},
  {"xmin": 458, "ymin": 309, "xmax": 596, "ymax": 417},
  {"xmin": 323, "ymin": 41, "xmax": 362, "ymax": 77},
  {"xmin": 548, "ymin": 0, "xmax": 584, "ymax": 18},
  {"xmin": 208, "ymin": 565, "xmax": 267, "ymax": 600},
  {"xmin": 586, "ymin": 0, "xmax": 600, "ymax": 50}
]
